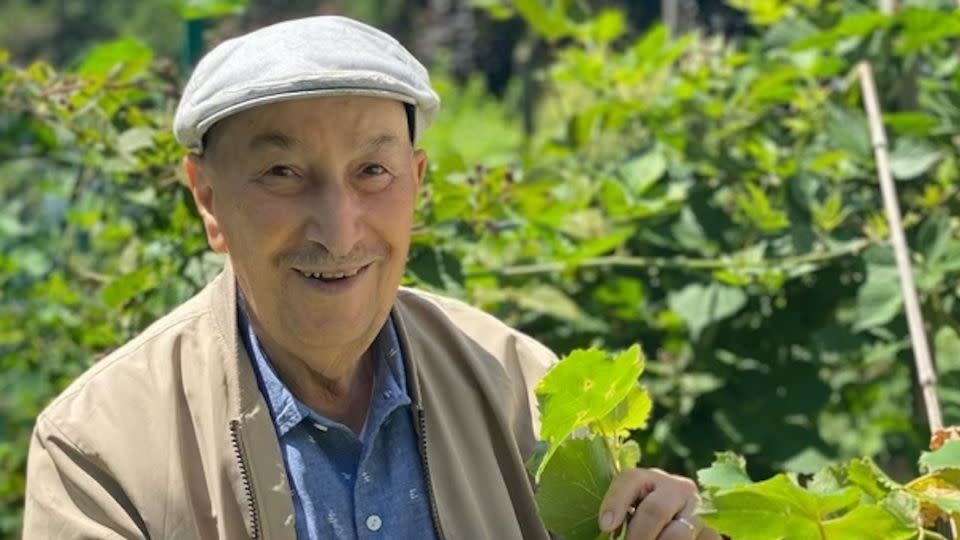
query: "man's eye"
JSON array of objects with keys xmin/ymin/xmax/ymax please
[
  {"xmin": 266, "ymin": 165, "xmax": 297, "ymax": 177},
  {"xmin": 362, "ymin": 164, "xmax": 387, "ymax": 176}
]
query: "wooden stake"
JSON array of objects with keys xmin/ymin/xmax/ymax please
[{"xmin": 857, "ymin": 62, "xmax": 944, "ymax": 432}]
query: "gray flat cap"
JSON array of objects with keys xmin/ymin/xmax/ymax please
[{"xmin": 173, "ymin": 16, "xmax": 440, "ymax": 152}]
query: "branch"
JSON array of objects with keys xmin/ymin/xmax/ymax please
[
  {"xmin": 471, "ymin": 238, "xmax": 872, "ymax": 277},
  {"xmin": 857, "ymin": 61, "xmax": 944, "ymax": 434}
]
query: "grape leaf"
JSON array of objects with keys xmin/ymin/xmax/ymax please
[
  {"xmin": 535, "ymin": 346, "xmax": 644, "ymax": 479},
  {"xmin": 594, "ymin": 383, "xmax": 652, "ymax": 438},
  {"xmin": 919, "ymin": 439, "xmax": 960, "ymax": 473},
  {"xmin": 535, "ymin": 438, "xmax": 614, "ymax": 540},
  {"xmin": 617, "ymin": 440, "xmax": 641, "ymax": 471},
  {"xmin": 821, "ymin": 504, "xmax": 916, "ymax": 539},
  {"xmin": 807, "ymin": 464, "xmax": 845, "ymax": 494},
  {"xmin": 702, "ymin": 474, "xmax": 862, "ymax": 539},
  {"xmin": 846, "ymin": 458, "xmax": 901, "ymax": 500},
  {"xmin": 701, "ymin": 489, "xmax": 821, "ymax": 539},
  {"xmin": 698, "ymin": 452, "xmax": 752, "ymax": 491},
  {"xmin": 907, "ymin": 469, "xmax": 960, "ymax": 525}
]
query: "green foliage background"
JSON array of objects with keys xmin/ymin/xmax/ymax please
[{"xmin": 4, "ymin": 0, "xmax": 960, "ymax": 536}]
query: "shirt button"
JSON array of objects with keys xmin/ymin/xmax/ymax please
[{"xmin": 365, "ymin": 514, "xmax": 382, "ymax": 532}]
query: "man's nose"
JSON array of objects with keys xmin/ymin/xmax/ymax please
[{"xmin": 303, "ymin": 178, "xmax": 363, "ymax": 258}]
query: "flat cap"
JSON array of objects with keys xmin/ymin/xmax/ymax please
[{"xmin": 173, "ymin": 16, "xmax": 440, "ymax": 152}]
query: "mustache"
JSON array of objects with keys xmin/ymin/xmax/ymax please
[{"xmin": 278, "ymin": 246, "xmax": 388, "ymax": 268}]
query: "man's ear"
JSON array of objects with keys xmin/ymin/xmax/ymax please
[
  {"xmin": 413, "ymin": 149, "xmax": 428, "ymax": 188},
  {"xmin": 183, "ymin": 154, "xmax": 228, "ymax": 253}
]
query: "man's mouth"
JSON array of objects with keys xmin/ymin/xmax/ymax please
[{"xmin": 293, "ymin": 263, "xmax": 371, "ymax": 283}]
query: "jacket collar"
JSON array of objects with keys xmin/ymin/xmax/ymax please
[
  {"xmin": 208, "ymin": 260, "xmax": 428, "ymax": 417},
  {"xmin": 208, "ymin": 260, "xmax": 266, "ymax": 421}
]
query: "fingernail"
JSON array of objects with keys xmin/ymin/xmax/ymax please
[{"xmin": 600, "ymin": 511, "xmax": 614, "ymax": 529}]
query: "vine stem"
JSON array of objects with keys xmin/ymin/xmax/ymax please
[{"xmin": 473, "ymin": 239, "xmax": 872, "ymax": 277}]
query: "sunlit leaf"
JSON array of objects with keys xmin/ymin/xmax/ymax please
[
  {"xmin": 78, "ymin": 38, "xmax": 153, "ymax": 81},
  {"xmin": 698, "ymin": 452, "xmax": 752, "ymax": 491},
  {"xmin": 536, "ymin": 346, "xmax": 643, "ymax": 478},
  {"xmin": 889, "ymin": 138, "xmax": 942, "ymax": 181}
]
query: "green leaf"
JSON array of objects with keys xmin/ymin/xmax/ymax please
[
  {"xmin": 703, "ymin": 473, "xmax": 876, "ymax": 540},
  {"xmin": 917, "ymin": 212, "xmax": 951, "ymax": 265},
  {"xmin": 117, "ymin": 127, "xmax": 156, "ymax": 155},
  {"xmin": 826, "ymin": 105, "xmax": 871, "ymax": 161},
  {"xmin": 854, "ymin": 263, "xmax": 902, "ymax": 331},
  {"xmin": 584, "ymin": 9, "xmax": 626, "ymax": 45},
  {"xmin": 619, "ymin": 150, "xmax": 666, "ymax": 196},
  {"xmin": 935, "ymin": 326, "xmax": 960, "ymax": 374},
  {"xmin": 896, "ymin": 7, "xmax": 960, "ymax": 54},
  {"xmin": 883, "ymin": 112, "xmax": 940, "ymax": 136},
  {"xmin": 595, "ymin": 383, "xmax": 652, "ymax": 438},
  {"xmin": 406, "ymin": 247, "xmax": 463, "ymax": 291},
  {"xmin": 536, "ymin": 346, "xmax": 644, "ymax": 479},
  {"xmin": 78, "ymin": 38, "xmax": 153, "ymax": 81},
  {"xmin": 177, "ymin": 0, "xmax": 249, "ymax": 20},
  {"xmin": 810, "ymin": 190, "xmax": 849, "ymax": 233},
  {"xmin": 617, "ymin": 440, "xmax": 641, "ymax": 471},
  {"xmin": 880, "ymin": 490, "xmax": 922, "ymax": 527},
  {"xmin": 488, "ymin": 284, "xmax": 585, "ymax": 323},
  {"xmin": 535, "ymin": 438, "xmax": 614, "ymax": 540},
  {"xmin": 668, "ymin": 282, "xmax": 747, "ymax": 339},
  {"xmin": 101, "ymin": 268, "xmax": 156, "ymax": 309},
  {"xmin": 846, "ymin": 458, "xmax": 901, "ymax": 501},
  {"xmin": 792, "ymin": 11, "xmax": 890, "ymax": 50},
  {"xmin": 702, "ymin": 475, "xmax": 823, "ymax": 539},
  {"xmin": 512, "ymin": 0, "xmax": 574, "ymax": 41},
  {"xmin": 698, "ymin": 452, "xmax": 752, "ymax": 491},
  {"xmin": 920, "ymin": 440, "xmax": 960, "ymax": 473},
  {"xmin": 736, "ymin": 184, "xmax": 790, "ymax": 233},
  {"xmin": 888, "ymin": 138, "xmax": 942, "ymax": 181},
  {"xmin": 821, "ymin": 504, "xmax": 915, "ymax": 540}
]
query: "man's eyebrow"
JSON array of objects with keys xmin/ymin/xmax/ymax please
[
  {"xmin": 248, "ymin": 132, "xmax": 301, "ymax": 152},
  {"xmin": 360, "ymin": 134, "xmax": 402, "ymax": 154}
]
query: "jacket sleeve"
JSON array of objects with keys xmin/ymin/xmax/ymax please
[{"xmin": 23, "ymin": 415, "xmax": 148, "ymax": 540}]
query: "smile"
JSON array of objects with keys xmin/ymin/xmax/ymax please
[
  {"xmin": 291, "ymin": 263, "xmax": 373, "ymax": 292},
  {"xmin": 296, "ymin": 266, "xmax": 365, "ymax": 280}
]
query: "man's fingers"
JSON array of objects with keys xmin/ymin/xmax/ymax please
[
  {"xmin": 695, "ymin": 526, "xmax": 723, "ymax": 540},
  {"xmin": 598, "ymin": 469, "xmax": 656, "ymax": 532},
  {"xmin": 655, "ymin": 497, "xmax": 701, "ymax": 540},
  {"xmin": 626, "ymin": 483, "xmax": 687, "ymax": 540}
]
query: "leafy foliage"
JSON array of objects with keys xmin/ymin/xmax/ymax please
[
  {"xmin": 5, "ymin": 0, "xmax": 960, "ymax": 537},
  {"xmin": 532, "ymin": 346, "xmax": 651, "ymax": 540},
  {"xmin": 445, "ymin": 0, "xmax": 960, "ymax": 484},
  {"xmin": 698, "ymin": 441, "xmax": 960, "ymax": 539},
  {"xmin": 0, "ymin": 36, "xmax": 212, "ymax": 537},
  {"xmin": 534, "ymin": 346, "xmax": 959, "ymax": 539}
]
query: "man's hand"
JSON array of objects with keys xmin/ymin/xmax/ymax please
[{"xmin": 598, "ymin": 468, "xmax": 722, "ymax": 540}]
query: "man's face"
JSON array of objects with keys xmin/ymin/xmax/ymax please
[{"xmin": 187, "ymin": 96, "xmax": 426, "ymax": 362}]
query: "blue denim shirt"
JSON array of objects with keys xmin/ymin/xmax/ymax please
[{"xmin": 238, "ymin": 301, "xmax": 437, "ymax": 539}]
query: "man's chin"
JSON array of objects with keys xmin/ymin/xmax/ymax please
[{"xmin": 286, "ymin": 303, "xmax": 381, "ymax": 343}]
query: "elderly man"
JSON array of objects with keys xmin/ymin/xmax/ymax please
[{"xmin": 23, "ymin": 16, "xmax": 720, "ymax": 540}]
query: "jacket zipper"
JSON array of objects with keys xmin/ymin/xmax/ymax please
[
  {"xmin": 415, "ymin": 406, "xmax": 446, "ymax": 540},
  {"xmin": 229, "ymin": 420, "xmax": 262, "ymax": 540}
]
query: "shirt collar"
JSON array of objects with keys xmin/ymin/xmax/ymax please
[{"xmin": 237, "ymin": 298, "xmax": 303, "ymax": 437}]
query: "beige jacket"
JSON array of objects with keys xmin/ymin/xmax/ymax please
[{"xmin": 23, "ymin": 264, "xmax": 556, "ymax": 539}]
